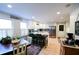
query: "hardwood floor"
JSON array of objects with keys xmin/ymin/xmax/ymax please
[{"xmin": 39, "ymin": 37, "xmax": 61, "ymax": 55}]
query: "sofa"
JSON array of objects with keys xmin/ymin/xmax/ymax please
[{"xmin": 29, "ymin": 34, "xmax": 48, "ymax": 48}]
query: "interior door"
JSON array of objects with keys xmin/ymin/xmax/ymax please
[{"xmin": 49, "ymin": 26, "xmax": 56, "ymax": 38}]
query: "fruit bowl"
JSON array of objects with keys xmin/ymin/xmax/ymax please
[{"xmin": 12, "ymin": 39, "xmax": 20, "ymax": 45}]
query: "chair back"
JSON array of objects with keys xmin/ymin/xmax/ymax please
[
  {"xmin": 13, "ymin": 44, "xmax": 26, "ymax": 55},
  {"xmin": 27, "ymin": 36, "xmax": 32, "ymax": 44}
]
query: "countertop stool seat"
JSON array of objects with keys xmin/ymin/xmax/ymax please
[{"xmin": 13, "ymin": 44, "xmax": 26, "ymax": 55}]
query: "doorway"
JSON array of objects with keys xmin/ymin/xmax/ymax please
[{"xmin": 49, "ymin": 26, "xmax": 56, "ymax": 38}]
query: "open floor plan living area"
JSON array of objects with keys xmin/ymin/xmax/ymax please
[{"xmin": 0, "ymin": 3, "xmax": 79, "ymax": 55}]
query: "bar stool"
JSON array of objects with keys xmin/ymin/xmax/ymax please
[{"xmin": 13, "ymin": 44, "xmax": 26, "ymax": 55}]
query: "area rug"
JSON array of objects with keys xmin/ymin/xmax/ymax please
[{"xmin": 27, "ymin": 45, "xmax": 41, "ymax": 55}]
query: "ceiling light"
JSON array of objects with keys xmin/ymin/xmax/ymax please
[
  {"xmin": 7, "ymin": 5, "xmax": 12, "ymax": 8},
  {"xmin": 32, "ymin": 16, "xmax": 35, "ymax": 19},
  {"xmin": 57, "ymin": 12, "xmax": 60, "ymax": 15}
]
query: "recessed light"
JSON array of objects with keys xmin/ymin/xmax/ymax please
[
  {"xmin": 7, "ymin": 5, "xmax": 12, "ymax": 8},
  {"xmin": 32, "ymin": 16, "xmax": 35, "ymax": 19},
  {"xmin": 57, "ymin": 12, "xmax": 60, "ymax": 15}
]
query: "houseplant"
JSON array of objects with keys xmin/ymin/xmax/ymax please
[{"xmin": 16, "ymin": 36, "xmax": 20, "ymax": 40}]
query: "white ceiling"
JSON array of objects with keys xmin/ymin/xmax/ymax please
[{"xmin": 0, "ymin": 3, "xmax": 79, "ymax": 24}]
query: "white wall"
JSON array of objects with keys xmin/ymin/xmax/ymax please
[
  {"xmin": 70, "ymin": 7, "xmax": 79, "ymax": 39},
  {"xmin": 44, "ymin": 22, "xmax": 69, "ymax": 38},
  {"xmin": 65, "ymin": 21, "xmax": 70, "ymax": 33},
  {"xmin": 69, "ymin": 4, "xmax": 79, "ymax": 34},
  {"xmin": 47, "ymin": 22, "xmax": 68, "ymax": 38},
  {"xmin": 56, "ymin": 22, "xmax": 66, "ymax": 38}
]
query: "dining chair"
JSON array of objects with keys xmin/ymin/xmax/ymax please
[{"xmin": 13, "ymin": 44, "xmax": 26, "ymax": 55}]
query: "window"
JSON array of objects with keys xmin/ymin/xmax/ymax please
[
  {"xmin": 0, "ymin": 19, "xmax": 12, "ymax": 29},
  {"xmin": 0, "ymin": 19, "xmax": 13, "ymax": 40},
  {"xmin": 20, "ymin": 22, "xmax": 28, "ymax": 36}
]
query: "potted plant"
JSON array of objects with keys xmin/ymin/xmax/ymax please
[{"xmin": 16, "ymin": 36, "xmax": 20, "ymax": 40}]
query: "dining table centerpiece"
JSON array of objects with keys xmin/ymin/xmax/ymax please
[{"xmin": 11, "ymin": 36, "xmax": 21, "ymax": 45}]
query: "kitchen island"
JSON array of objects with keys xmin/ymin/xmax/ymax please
[{"xmin": 0, "ymin": 38, "xmax": 30, "ymax": 55}]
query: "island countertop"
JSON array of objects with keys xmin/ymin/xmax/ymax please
[{"xmin": 0, "ymin": 38, "xmax": 30, "ymax": 55}]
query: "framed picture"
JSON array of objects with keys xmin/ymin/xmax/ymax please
[{"xmin": 59, "ymin": 25, "xmax": 64, "ymax": 31}]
